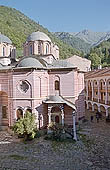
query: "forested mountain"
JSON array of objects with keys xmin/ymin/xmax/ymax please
[
  {"xmin": 71, "ymin": 29, "xmax": 108, "ymax": 45},
  {"xmin": 54, "ymin": 30, "xmax": 110, "ymax": 54},
  {"xmin": 0, "ymin": 6, "xmax": 82, "ymax": 58},
  {"xmin": 86, "ymin": 38, "xmax": 110, "ymax": 68},
  {"xmin": 54, "ymin": 32, "xmax": 91, "ymax": 54}
]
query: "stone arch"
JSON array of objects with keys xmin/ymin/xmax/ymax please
[
  {"xmin": 99, "ymin": 79, "xmax": 105, "ymax": 103},
  {"xmin": 25, "ymin": 106, "xmax": 32, "ymax": 113},
  {"xmin": 88, "ymin": 102, "xmax": 92, "ymax": 111},
  {"xmin": 93, "ymin": 80, "xmax": 98, "ymax": 102},
  {"xmin": 51, "ymin": 106, "xmax": 61, "ymax": 124},
  {"xmin": 0, "ymin": 91, "xmax": 8, "ymax": 126},
  {"xmin": 100, "ymin": 105, "xmax": 106, "ymax": 117},
  {"xmin": 16, "ymin": 107, "xmax": 23, "ymax": 120},
  {"xmin": 106, "ymin": 79, "xmax": 110, "ymax": 104},
  {"xmin": 88, "ymin": 80, "xmax": 92, "ymax": 100},
  {"xmin": 54, "ymin": 75, "xmax": 60, "ymax": 95},
  {"xmin": 93, "ymin": 103, "xmax": 98, "ymax": 112}
]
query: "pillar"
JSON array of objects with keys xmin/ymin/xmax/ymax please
[
  {"xmin": 92, "ymin": 81, "xmax": 94, "ymax": 101},
  {"xmin": 106, "ymin": 108, "xmax": 108, "ymax": 117},
  {"xmin": 48, "ymin": 106, "xmax": 52, "ymax": 125},
  {"xmin": 105, "ymin": 80, "xmax": 108, "ymax": 105},
  {"xmin": 86, "ymin": 81, "xmax": 88, "ymax": 100},
  {"xmin": 98, "ymin": 80, "xmax": 100, "ymax": 103},
  {"xmin": 72, "ymin": 110, "xmax": 77, "ymax": 141},
  {"xmin": 60, "ymin": 105, "xmax": 64, "ymax": 126}
]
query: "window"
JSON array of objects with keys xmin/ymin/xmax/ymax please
[
  {"xmin": 38, "ymin": 41, "xmax": 42, "ymax": 54},
  {"xmin": 46, "ymin": 44, "xmax": 49, "ymax": 54},
  {"xmin": 2, "ymin": 105, "xmax": 7, "ymax": 118},
  {"xmin": 104, "ymin": 92, "xmax": 106, "ymax": 96},
  {"xmin": 29, "ymin": 45, "xmax": 33, "ymax": 55},
  {"xmin": 95, "ymin": 82, "xmax": 97, "ymax": 85},
  {"xmin": 3, "ymin": 47, "xmax": 5, "ymax": 56},
  {"xmin": 10, "ymin": 48, "xmax": 11, "ymax": 57},
  {"xmin": 55, "ymin": 80, "xmax": 60, "ymax": 90},
  {"xmin": 96, "ymin": 92, "xmax": 97, "ymax": 95},
  {"xmin": 19, "ymin": 81, "xmax": 29, "ymax": 93}
]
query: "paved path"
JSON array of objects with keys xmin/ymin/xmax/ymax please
[{"xmin": 0, "ymin": 111, "xmax": 110, "ymax": 170}]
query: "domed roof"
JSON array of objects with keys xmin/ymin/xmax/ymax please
[
  {"xmin": 17, "ymin": 57, "xmax": 45, "ymax": 68},
  {"xmin": 27, "ymin": 31, "xmax": 51, "ymax": 42},
  {"xmin": 0, "ymin": 33, "xmax": 12, "ymax": 44}
]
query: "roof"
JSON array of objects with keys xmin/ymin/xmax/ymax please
[
  {"xmin": 0, "ymin": 34, "xmax": 12, "ymax": 44},
  {"xmin": 17, "ymin": 56, "xmax": 47, "ymax": 68},
  {"xmin": 43, "ymin": 95, "xmax": 76, "ymax": 110},
  {"xmin": 27, "ymin": 31, "xmax": 51, "ymax": 42},
  {"xmin": 50, "ymin": 59, "xmax": 76, "ymax": 69},
  {"xmin": 66, "ymin": 55, "xmax": 91, "ymax": 72},
  {"xmin": 85, "ymin": 67, "xmax": 110, "ymax": 79}
]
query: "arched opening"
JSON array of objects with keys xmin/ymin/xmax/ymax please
[
  {"xmin": 46, "ymin": 44, "xmax": 49, "ymax": 54},
  {"xmin": 55, "ymin": 80, "xmax": 60, "ymax": 90},
  {"xmin": 100, "ymin": 105, "xmax": 106, "ymax": 117},
  {"xmin": 51, "ymin": 106, "xmax": 61, "ymax": 124},
  {"xmin": 38, "ymin": 41, "xmax": 43, "ymax": 54},
  {"xmin": 0, "ymin": 91, "xmax": 8, "ymax": 126},
  {"xmin": 88, "ymin": 81, "xmax": 92, "ymax": 100},
  {"xmin": 88, "ymin": 102, "xmax": 92, "ymax": 111},
  {"xmin": 107, "ymin": 79, "xmax": 110, "ymax": 104},
  {"xmin": 93, "ymin": 103, "xmax": 98, "ymax": 112},
  {"xmin": 108, "ymin": 107, "xmax": 110, "ymax": 117},
  {"xmin": 3, "ymin": 46, "xmax": 6, "ymax": 56},
  {"xmin": 16, "ymin": 108, "xmax": 23, "ymax": 120},
  {"xmin": 99, "ymin": 79, "xmax": 105, "ymax": 104},
  {"xmin": 93, "ymin": 80, "xmax": 98, "ymax": 102},
  {"xmin": 25, "ymin": 108, "xmax": 32, "ymax": 113},
  {"xmin": 29, "ymin": 45, "xmax": 33, "ymax": 55}
]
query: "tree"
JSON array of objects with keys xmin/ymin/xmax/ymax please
[
  {"xmin": 88, "ymin": 53, "xmax": 101, "ymax": 69},
  {"xmin": 13, "ymin": 111, "xmax": 36, "ymax": 140}
]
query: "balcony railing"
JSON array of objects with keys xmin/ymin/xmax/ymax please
[
  {"xmin": 93, "ymin": 98, "xmax": 98, "ymax": 102},
  {"xmin": 99, "ymin": 99, "xmax": 105, "ymax": 104}
]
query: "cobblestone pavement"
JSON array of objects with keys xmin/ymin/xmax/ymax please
[{"xmin": 0, "ymin": 111, "xmax": 110, "ymax": 170}]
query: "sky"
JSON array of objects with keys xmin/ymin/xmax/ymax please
[{"xmin": 0, "ymin": 0, "xmax": 110, "ymax": 32}]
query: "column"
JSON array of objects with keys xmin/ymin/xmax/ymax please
[
  {"xmin": 92, "ymin": 81, "xmax": 94, "ymax": 101},
  {"xmin": 98, "ymin": 80, "xmax": 100, "ymax": 103},
  {"xmin": 60, "ymin": 105, "xmax": 64, "ymax": 126},
  {"xmin": 105, "ymin": 80, "xmax": 108, "ymax": 105},
  {"xmin": 48, "ymin": 106, "xmax": 52, "ymax": 125},
  {"xmin": 86, "ymin": 81, "xmax": 88, "ymax": 100},
  {"xmin": 72, "ymin": 110, "xmax": 77, "ymax": 141},
  {"xmin": 106, "ymin": 108, "xmax": 108, "ymax": 117}
]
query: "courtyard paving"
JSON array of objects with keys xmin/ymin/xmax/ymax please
[{"xmin": 0, "ymin": 111, "xmax": 110, "ymax": 170}]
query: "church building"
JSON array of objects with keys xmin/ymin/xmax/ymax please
[{"xmin": 0, "ymin": 31, "xmax": 86, "ymax": 129}]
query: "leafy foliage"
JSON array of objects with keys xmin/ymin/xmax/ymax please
[
  {"xmin": 13, "ymin": 111, "xmax": 36, "ymax": 140},
  {"xmin": 0, "ymin": 6, "xmax": 82, "ymax": 59},
  {"xmin": 86, "ymin": 38, "xmax": 110, "ymax": 68}
]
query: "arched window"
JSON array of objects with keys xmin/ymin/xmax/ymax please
[
  {"xmin": 38, "ymin": 41, "xmax": 43, "ymax": 54},
  {"xmin": 16, "ymin": 108, "xmax": 23, "ymax": 120},
  {"xmin": 3, "ymin": 47, "xmax": 5, "ymax": 56},
  {"xmin": 29, "ymin": 45, "xmax": 33, "ymax": 55},
  {"xmin": 10, "ymin": 48, "xmax": 11, "ymax": 57},
  {"xmin": 2, "ymin": 105, "xmax": 7, "ymax": 118},
  {"xmin": 46, "ymin": 44, "xmax": 49, "ymax": 54},
  {"xmin": 55, "ymin": 80, "xmax": 60, "ymax": 90}
]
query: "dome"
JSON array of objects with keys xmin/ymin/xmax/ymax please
[
  {"xmin": 0, "ymin": 34, "xmax": 12, "ymax": 44},
  {"xmin": 17, "ymin": 57, "xmax": 45, "ymax": 68},
  {"xmin": 27, "ymin": 31, "xmax": 51, "ymax": 42}
]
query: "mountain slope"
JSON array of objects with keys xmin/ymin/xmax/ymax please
[
  {"xmin": 54, "ymin": 32, "xmax": 91, "ymax": 53},
  {"xmin": 86, "ymin": 38, "xmax": 110, "ymax": 68},
  {"xmin": 0, "ymin": 6, "xmax": 81, "ymax": 58},
  {"xmin": 72, "ymin": 29, "xmax": 107, "ymax": 45}
]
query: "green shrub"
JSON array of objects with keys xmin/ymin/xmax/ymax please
[{"xmin": 13, "ymin": 111, "xmax": 37, "ymax": 140}]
